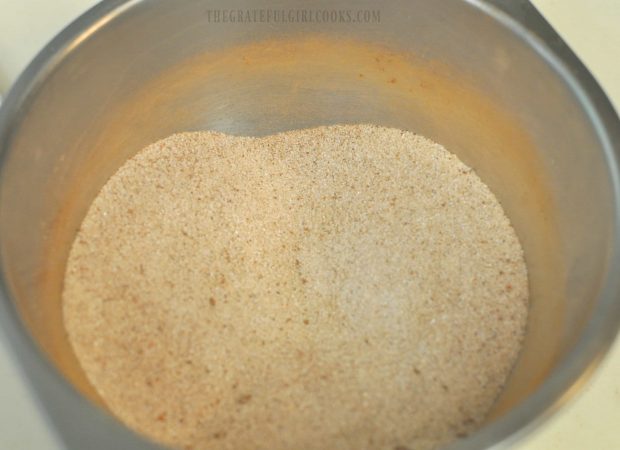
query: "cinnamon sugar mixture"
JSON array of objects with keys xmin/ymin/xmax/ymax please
[{"xmin": 63, "ymin": 125, "xmax": 528, "ymax": 450}]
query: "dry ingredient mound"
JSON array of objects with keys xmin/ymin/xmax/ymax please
[{"xmin": 63, "ymin": 124, "xmax": 528, "ymax": 450}]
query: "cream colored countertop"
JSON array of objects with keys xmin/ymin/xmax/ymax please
[{"xmin": 0, "ymin": 0, "xmax": 619, "ymax": 449}]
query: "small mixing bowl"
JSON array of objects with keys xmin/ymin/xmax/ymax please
[{"xmin": 0, "ymin": 1, "xmax": 619, "ymax": 449}]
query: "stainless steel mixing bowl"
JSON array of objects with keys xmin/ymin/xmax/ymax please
[{"xmin": 0, "ymin": 0, "xmax": 619, "ymax": 449}]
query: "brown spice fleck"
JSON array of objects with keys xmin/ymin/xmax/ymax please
[{"xmin": 237, "ymin": 394, "xmax": 253, "ymax": 405}]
